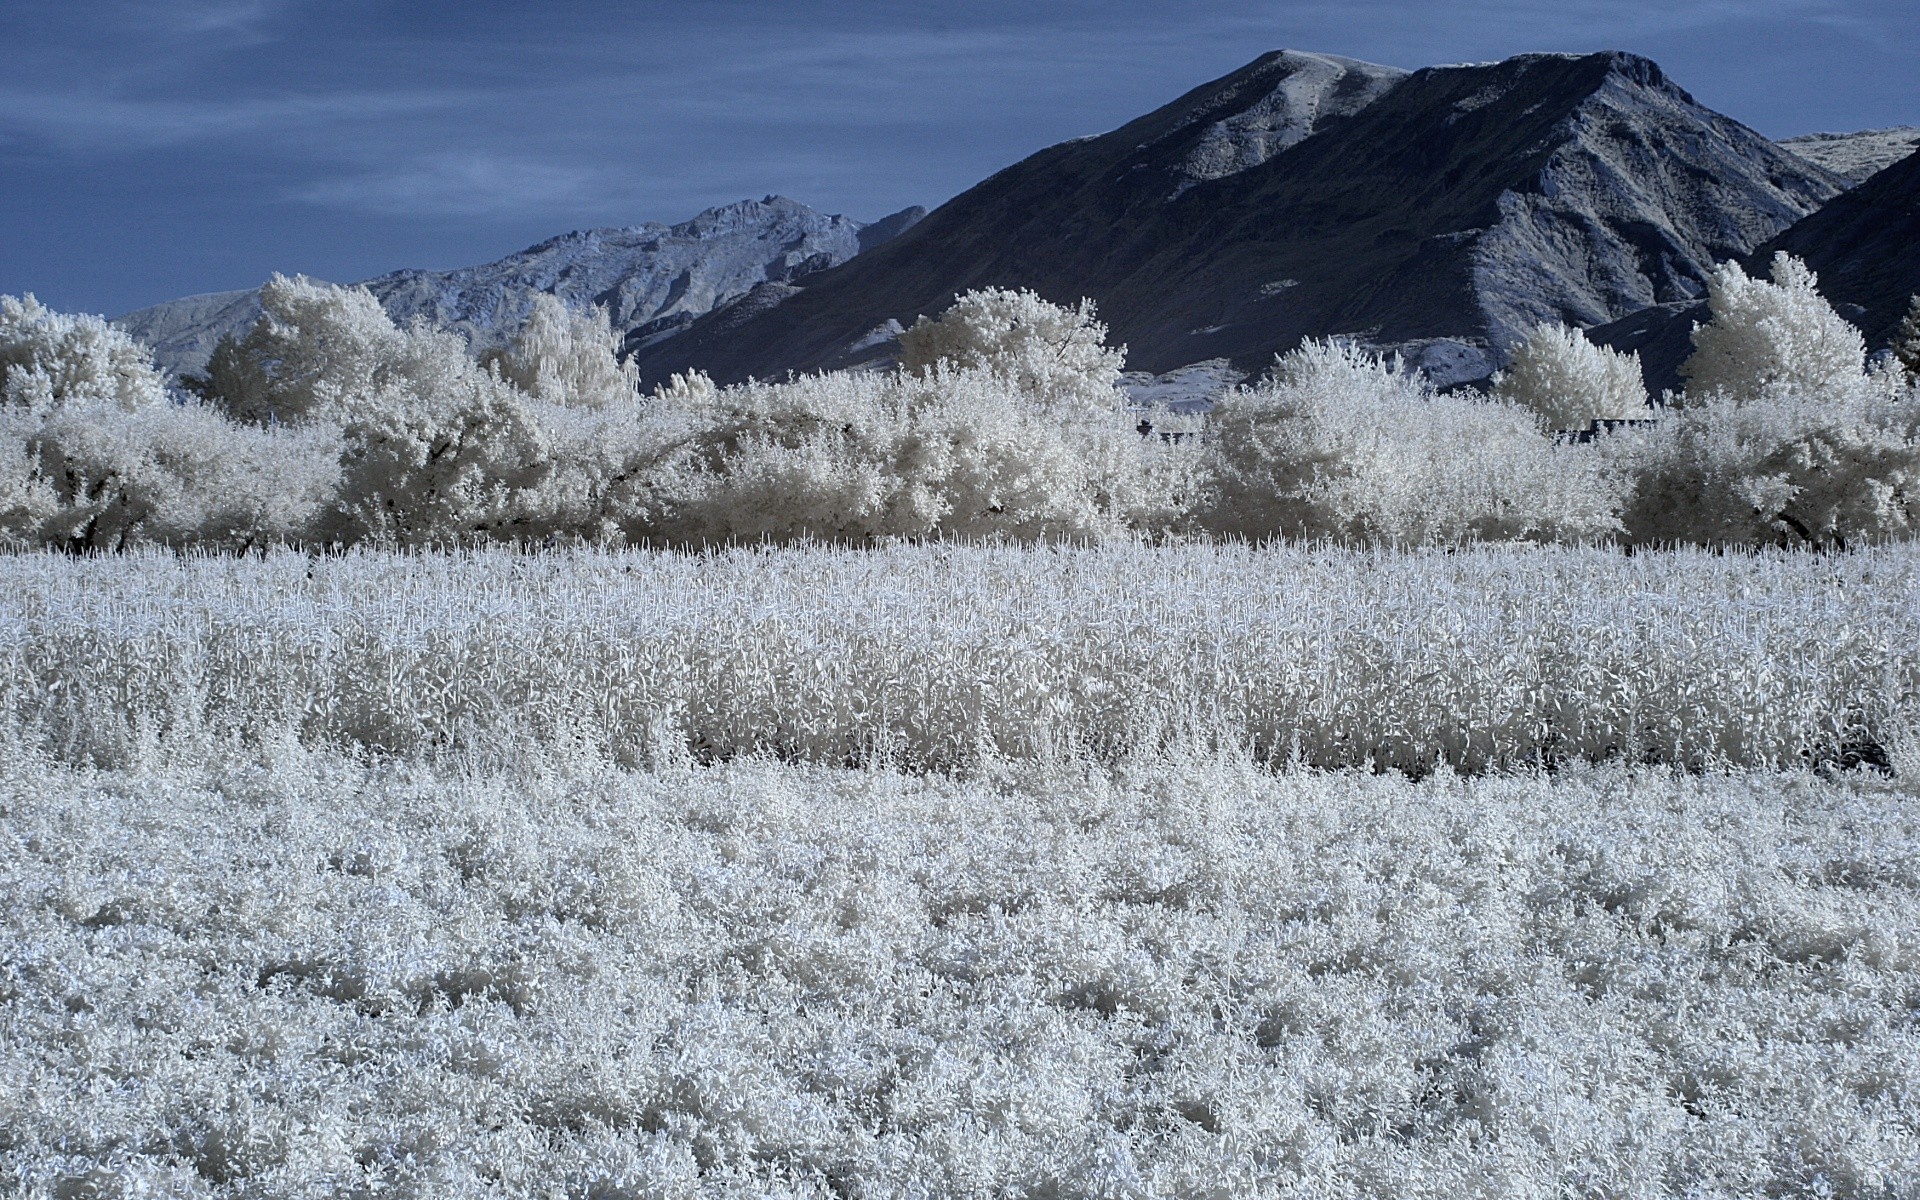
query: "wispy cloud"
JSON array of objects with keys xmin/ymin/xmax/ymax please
[
  {"xmin": 0, "ymin": 87, "xmax": 472, "ymax": 151},
  {"xmin": 289, "ymin": 152, "xmax": 615, "ymax": 218}
]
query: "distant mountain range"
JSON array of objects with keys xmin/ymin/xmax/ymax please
[
  {"xmin": 629, "ymin": 50, "xmax": 1845, "ymax": 389},
  {"xmin": 115, "ymin": 197, "xmax": 925, "ymax": 379},
  {"xmin": 115, "ymin": 49, "xmax": 1914, "ymax": 399}
]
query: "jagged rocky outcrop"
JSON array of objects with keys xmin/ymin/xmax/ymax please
[
  {"xmin": 631, "ymin": 50, "xmax": 1843, "ymax": 389},
  {"xmin": 115, "ymin": 197, "xmax": 925, "ymax": 379},
  {"xmin": 1591, "ymin": 143, "xmax": 1920, "ymax": 394},
  {"xmin": 1779, "ymin": 128, "xmax": 1920, "ymax": 184}
]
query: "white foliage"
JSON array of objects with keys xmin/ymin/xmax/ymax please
[
  {"xmin": 207, "ymin": 276, "xmax": 567, "ymax": 546},
  {"xmin": 2, "ymin": 542, "xmax": 1911, "ymax": 773},
  {"xmin": 1492, "ymin": 322, "xmax": 1649, "ymax": 428},
  {"xmin": 205, "ymin": 274, "xmax": 412, "ymax": 426},
  {"xmin": 481, "ymin": 293, "xmax": 639, "ymax": 409},
  {"xmin": 1679, "ymin": 253, "xmax": 1868, "ymax": 403},
  {"xmin": 24, "ymin": 400, "xmax": 338, "ymax": 551},
  {"xmin": 898, "ymin": 287, "xmax": 1129, "ymax": 411},
  {"xmin": 645, "ymin": 364, "xmax": 1195, "ymax": 544},
  {"xmin": 1202, "ymin": 340, "xmax": 1621, "ymax": 544},
  {"xmin": 1, "ymin": 745, "xmax": 1916, "ymax": 1197},
  {"xmin": 0, "ymin": 293, "xmax": 169, "ymax": 414},
  {"xmin": 1609, "ymin": 387, "xmax": 1920, "ymax": 549}
]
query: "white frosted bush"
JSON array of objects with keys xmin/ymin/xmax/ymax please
[
  {"xmin": 206, "ymin": 275, "xmax": 581, "ymax": 546},
  {"xmin": 26, "ymin": 400, "xmax": 338, "ymax": 550},
  {"xmin": 1201, "ymin": 340, "xmax": 1622, "ymax": 544},
  {"xmin": 644, "ymin": 363, "xmax": 1194, "ymax": 544},
  {"xmin": 1679, "ymin": 253, "xmax": 1868, "ymax": 403},
  {"xmin": 1492, "ymin": 322, "xmax": 1649, "ymax": 429},
  {"xmin": 898, "ymin": 287, "xmax": 1128, "ymax": 411},
  {"xmin": 1610, "ymin": 388, "xmax": 1920, "ymax": 549},
  {"xmin": 0, "ymin": 293, "xmax": 170, "ymax": 414},
  {"xmin": 0, "ymin": 294, "xmax": 329, "ymax": 550},
  {"xmin": 481, "ymin": 293, "xmax": 639, "ymax": 409},
  {"xmin": 205, "ymin": 274, "xmax": 411, "ymax": 426}
]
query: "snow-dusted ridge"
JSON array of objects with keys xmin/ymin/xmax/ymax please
[{"xmin": 113, "ymin": 196, "xmax": 925, "ymax": 379}]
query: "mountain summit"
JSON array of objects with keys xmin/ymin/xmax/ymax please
[{"xmin": 633, "ymin": 51, "xmax": 1842, "ymax": 387}]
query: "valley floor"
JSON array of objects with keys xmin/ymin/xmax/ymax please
[{"xmin": 3, "ymin": 748, "xmax": 1917, "ymax": 1198}]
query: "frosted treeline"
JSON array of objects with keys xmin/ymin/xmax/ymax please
[
  {"xmin": 4, "ymin": 262, "xmax": 1919, "ymax": 551},
  {"xmin": 3, "ymin": 541, "xmax": 1914, "ymax": 773},
  {"xmin": 3, "ymin": 745, "xmax": 1916, "ymax": 1198}
]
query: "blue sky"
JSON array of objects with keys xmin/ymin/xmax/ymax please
[{"xmin": 3, "ymin": 0, "xmax": 1913, "ymax": 317}]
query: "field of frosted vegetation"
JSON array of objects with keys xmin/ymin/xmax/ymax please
[
  {"xmin": 4, "ymin": 262, "xmax": 1920, "ymax": 1196},
  {"xmin": 1, "ymin": 542, "xmax": 1918, "ymax": 1197}
]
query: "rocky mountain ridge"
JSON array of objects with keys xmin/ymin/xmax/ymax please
[
  {"xmin": 115, "ymin": 197, "xmax": 925, "ymax": 379},
  {"xmin": 629, "ymin": 50, "xmax": 1843, "ymax": 389}
]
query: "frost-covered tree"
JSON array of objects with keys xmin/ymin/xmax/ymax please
[
  {"xmin": 1895, "ymin": 294, "xmax": 1920, "ymax": 382},
  {"xmin": 1607, "ymin": 386, "xmax": 1920, "ymax": 549},
  {"xmin": 481, "ymin": 293, "xmax": 638, "ymax": 409},
  {"xmin": 1679, "ymin": 253, "xmax": 1867, "ymax": 403},
  {"xmin": 898, "ymin": 288, "xmax": 1128, "ymax": 411},
  {"xmin": 1200, "ymin": 340, "xmax": 1621, "ymax": 544},
  {"xmin": 204, "ymin": 275, "xmax": 410, "ymax": 426},
  {"xmin": 1492, "ymin": 323, "xmax": 1648, "ymax": 430},
  {"xmin": 0, "ymin": 294, "xmax": 170, "ymax": 414}
]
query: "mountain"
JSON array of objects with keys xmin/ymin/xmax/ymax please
[
  {"xmin": 629, "ymin": 50, "xmax": 1843, "ymax": 389},
  {"xmin": 1779, "ymin": 128, "xmax": 1920, "ymax": 184},
  {"xmin": 1591, "ymin": 144, "xmax": 1920, "ymax": 394},
  {"xmin": 115, "ymin": 197, "xmax": 926, "ymax": 379}
]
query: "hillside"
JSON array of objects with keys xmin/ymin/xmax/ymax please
[
  {"xmin": 1591, "ymin": 143, "xmax": 1920, "ymax": 394},
  {"xmin": 631, "ymin": 50, "xmax": 1841, "ymax": 387},
  {"xmin": 114, "ymin": 197, "xmax": 924, "ymax": 379}
]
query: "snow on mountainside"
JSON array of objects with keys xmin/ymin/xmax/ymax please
[
  {"xmin": 1779, "ymin": 127, "xmax": 1920, "ymax": 184},
  {"xmin": 114, "ymin": 197, "xmax": 926, "ymax": 379},
  {"xmin": 631, "ymin": 50, "xmax": 1843, "ymax": 389}
]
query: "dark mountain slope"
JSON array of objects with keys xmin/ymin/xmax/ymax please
[
  {"xmin": 633, "ymin": 51, "xmax": 1841, "ymax": 388},
  {"xmin": 1591, "ymin": 144, "xmax": 1920, "ymax": 394},
  {"xmin": 1762, "ymin": 144, "xmax": 1920, "ymax": 348}
]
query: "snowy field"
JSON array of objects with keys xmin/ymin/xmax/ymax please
[
  {"xmin": 2, "ymin": 543, "xmax": 1919, "ymax": 1198},
  {"xmin": 4, "ymin": 749, "xmax": 1917, "ymax": 1198}
]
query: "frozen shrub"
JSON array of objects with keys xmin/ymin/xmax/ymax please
[
  {"xmin": 1621, "ymin": 267, "xmax": 1920, "ymax": 549},
  {"xmin": 480, "ymin": 293, "xmax": 639, "ymax": 409},
  {"xmin": 898, "ymin": 287, "xmax": 1127, "ymax": 411},
  {"xmin": 0, "ymin": 293, "xmax": 330, "ymax": 549},
  {"xmin": 642, "ymin": 363, "xmax": 1192, "ymax": 543},
  {"xmin": 204, "ymin": 274, "xmax": 411, "ymax": 426},
  {"xmin": 1679, "ymin": 253, "xmax": 1867, "ymax": 403},
  {"xmin": 1491, "ymin": 322, "xmax": 1648, "ymax": 429},
  {"xmin": 1200, "ymin": 340, "xmax": 1621, "ymax": 544}
]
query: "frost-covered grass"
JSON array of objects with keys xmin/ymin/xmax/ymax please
[
  {"xmin": 2, "ymin": 746, "xmax": 1917, "ymax": 1198},
  {"xmin": 1, "ymin": 541, "xmax": 1916, "ymax": 773}
]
